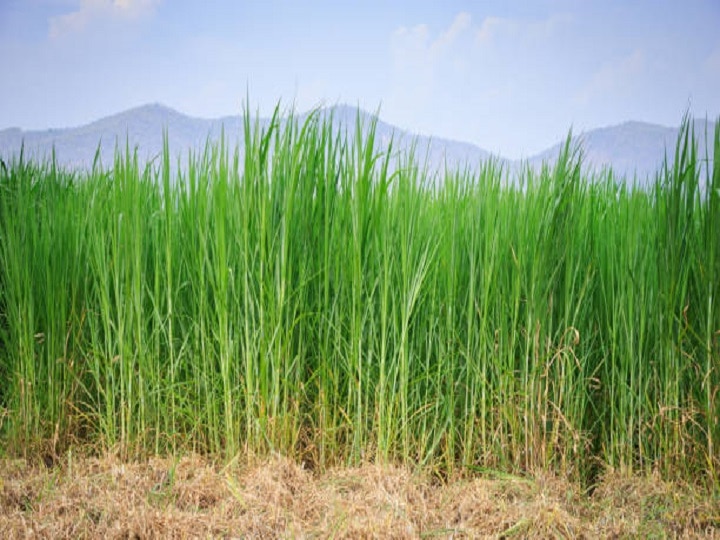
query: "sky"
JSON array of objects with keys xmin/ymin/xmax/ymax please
[{"xmin": 1, "ymin": 0, "xmax": 719, "ymax": 159}]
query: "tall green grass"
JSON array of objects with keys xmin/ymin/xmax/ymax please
[{"xmin": 0, "ymin": 109, "xmax": 718, "ymax": 485}]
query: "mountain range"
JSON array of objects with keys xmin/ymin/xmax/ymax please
[{"xmin": 0, "ymin": 103, "xmax": 716, "ymax": 184}]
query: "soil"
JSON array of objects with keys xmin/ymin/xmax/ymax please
[{"xmin": 1, "ymin": 453, "xmax": 718, "ymax": 538}]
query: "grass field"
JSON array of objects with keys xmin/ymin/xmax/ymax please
[{"xmin": 0, "ymin": 107, "xmax": 718, "ymax": 497}]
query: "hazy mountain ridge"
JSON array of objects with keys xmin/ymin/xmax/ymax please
[
  {"xmin": 0, "ymin": 103, "xmax": 715, "ymax": 183},
  {"xmin": 531, "ymin": 119, "xmax": 716, "ymax": 184}
]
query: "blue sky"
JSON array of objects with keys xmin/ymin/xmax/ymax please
[{"xmin": 1, "ymin": 0, "xmax": 719, "ymax": 158}]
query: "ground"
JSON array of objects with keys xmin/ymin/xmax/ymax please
[{"xmin": 1, "ymin": 453, "xmax": 719, "ymax": 538}]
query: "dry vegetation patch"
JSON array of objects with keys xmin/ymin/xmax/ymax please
[
  {"xmin": 590, "ymin": 469, "xmax": 720, "ymax": 538},
  {"xmin": 2, "ymin": 455, "xmax": 719, "ymax": 539}
]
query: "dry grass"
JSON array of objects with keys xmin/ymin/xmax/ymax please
[{"xmin": 1, "ymin": 454, "xmax": 719, "ymax": 539}]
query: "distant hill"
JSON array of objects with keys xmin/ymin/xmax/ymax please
[
  {"xmin": 530, "ymin": 119, "xmax": 716, "ymax": 185},
  {"xmin": 0, "ymin": 103, "xmax": 716, "ymax": 184},
  {"xmin": 0, "ymin": 103, "xmax": 244, "ymax": 171},
  {"xmin": 0, "ymin": 103, "xmax": 492, "ymax": 177}
]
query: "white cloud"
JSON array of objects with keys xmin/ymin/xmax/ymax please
[
  {"xmin": 49, "ymin": 0, "xmax": 160, "ymax": 38},
  {"xmin": 388, "ymin": 11, "xmax": 572, "ymax": 108},
  {"xmin": 432, "ymin": 12, "xmax": 472, "ymax": 55},
  {"xmin": 475, "ymin": 16, "xmax": 505, "ymax": 45},
  {"xmin": 475, "ymin": 13, "xmax": 572, "ymax": 46},
  {"xmin": 392, "ymin": 23, "xmax": 429, "ymax": 58},
  {"xmin": 392, "ymin": 11, "xmax": 472, "ymax": 67},
  {"xmin": 391, "ymin": 11, "xmax": 570, "ymax": 80},
  {"xmin": 576, "ymin": 49, "xmax": 646, "ymax": 106}
]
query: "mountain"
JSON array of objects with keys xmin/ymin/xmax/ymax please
[
  {"xmin": 0, "ymin": 103, "xmax": 244, "ymax": 171},
  {"xmin": 530, "ymin": 119, "xmax": 716, "ymax": 184},
  {"xmin": 0, "ymin": 103, "xmax": 492, "ymax": 177},
  {"xmin": 0, "ymin": 103, "xmax": 715, "ymax": 183}
]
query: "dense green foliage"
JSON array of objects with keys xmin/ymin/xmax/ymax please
[{"xmin": 1, "ymin": 109, "xmax": 718, "ymax": 484}]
